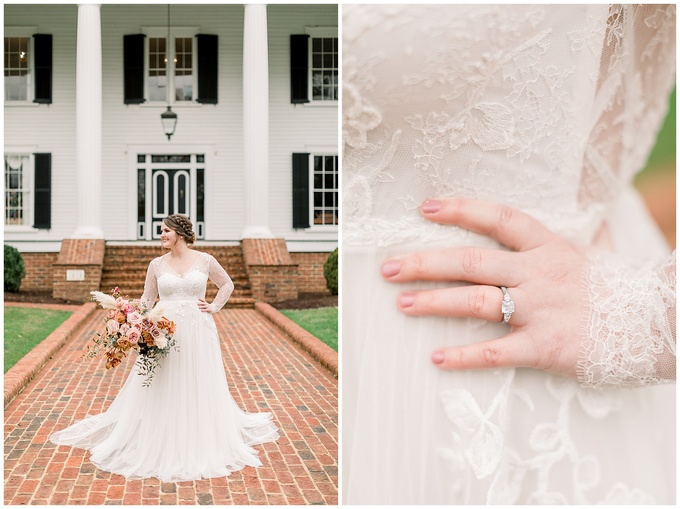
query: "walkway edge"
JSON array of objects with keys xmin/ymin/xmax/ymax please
[
  {"xmin": 4, "ymin": 302, "xmax": 98, "ymax": 408},
  {"xmin": 255, "ymin": 302, "xmax": 338, "ymax": 378}
]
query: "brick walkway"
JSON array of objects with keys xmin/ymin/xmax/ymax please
[{"xmin": 4, "ymin": 308, "xmax": 338, "ymax": 505}]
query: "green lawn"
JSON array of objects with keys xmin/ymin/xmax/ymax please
[
  {"xmin": 280, "ymin": 307, "xmax": 338, "ymax": 352},
  {"xmin": 4, "ymin": 306, "xmax": 73, "ymax": 373}
]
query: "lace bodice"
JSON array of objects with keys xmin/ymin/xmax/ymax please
[
  {"xmin": 343, "ymin": 4, "xmax": 675, "ymax": 247},
  {"xmin": 141, "ymin": 251, "xmax": 234, "ymax": 312}
]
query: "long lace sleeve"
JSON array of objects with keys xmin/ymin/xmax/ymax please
[
  {"xmin": 207, "ymin": 255, "xmax": 234, "ymax": 312},
  {"xmin": 578, "ymin": 252, "xmax": 676, "ymax": 387},
  {"xmin": 140, "ymin": 258, "xmax": 159, "ymax": 310}
]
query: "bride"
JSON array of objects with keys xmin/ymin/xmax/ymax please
[
  {"xmin": 50, "ymin": 214, "xmax": 279, "ymax": 481},
  {"xmin": 343, "ymin": 4, "xmax": 675, "ymax": 504}
]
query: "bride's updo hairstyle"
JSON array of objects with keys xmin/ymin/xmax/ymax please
[{"xmin": 163, "ymin": 214, "xmax": 196, "ymax": 245}]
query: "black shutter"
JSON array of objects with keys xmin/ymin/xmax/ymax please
[
  {"xmin": 124, "ymin": 34, "xmax": 146, "ymax": 104},
  {"xmin": 292, "ymin": 153, "xmax": 310, "ymax": 228},
  {"xmin": 290, "ymin": 35, "xmax": 309, "ymax": 104},
  {"xmin": 197, "ymin": 34, "xmax": 218, "ymax": 104},
  {"xmin": 33, "ymin": 34, "xmax": 52, "ymax": 104},
  {"xmin": 33, "ymin": 153, "xmax": 51, "ymax": 229}
]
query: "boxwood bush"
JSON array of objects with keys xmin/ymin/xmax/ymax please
[
  {"xmin": 324, "ymin": 248, "xmax": 338, "ymax": 296},
  {"xmin": 4, "ymin": 244, "xmax": 25, "ymax": 293}
]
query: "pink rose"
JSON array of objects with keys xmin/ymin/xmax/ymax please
[
  {"xmin": 150, "ymin": 327, "xmax": 162, "ymax": 339},
  {"xmin": 106, "ymin": 309, "xmax": 117, "ymax": 319},
  {"xmin": 115, "ymin": 297, "xmax": 126, "ymax": 309},
  {"xmin": 126, "ymin": 328, "xmax": 141, "ymax": 343},
  {"xmin": 119, "ymin": 323, "xmax": 130, "ymax": 335},
  {"xmin": 123, "ymin": 304, "xmax": 135, "ymax": 315},
  {"xmin": 141, "ymin": 318, "xmax": 153, "ymax": 329},
  {"xmin": 127, "ymin": 311, "xmax": 143, "ymax": 325}
]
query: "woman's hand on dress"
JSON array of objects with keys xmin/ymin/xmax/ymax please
[
  {"xmin": 381, "ymin": 197, "xmax": 589, "ymax": 380},
  {"xmin": 197, "ymin": 299, "xmax": 216, "ymax": 314}
]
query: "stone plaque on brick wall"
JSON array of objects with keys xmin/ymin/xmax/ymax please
[{"xmin": 66, "ymin": 269, "xmax": 85, "ymax": 281}]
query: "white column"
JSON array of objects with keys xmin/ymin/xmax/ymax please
[
  {"xmin": 73, "ymin": 4, "xmax": 104, "ymax": 238},
  {"xmin": 241, "ymin": 4, "xmax": 273, "ymax": 239}
]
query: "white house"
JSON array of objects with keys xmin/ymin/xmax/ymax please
[{"xmin": 4, "ymin": 3, "xmax": 338, "ymax": 303}]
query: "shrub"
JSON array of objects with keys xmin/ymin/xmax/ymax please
[
  {"xmin": 324, "ymin": 248, "xmax": 338, "ymax": 296},
  {"xmin": 4, "ymin": 244, "xmax": 26, "ymax": 293}
]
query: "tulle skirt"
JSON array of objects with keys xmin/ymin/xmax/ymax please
[
  {"xmin": 50, "ymin": 300, "xmax": 279, "ymax": 482},
  {"xmin": 342, "ymin": 191, "xmax": 675, "ymax": 504}
]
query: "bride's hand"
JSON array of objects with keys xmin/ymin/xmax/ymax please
[
  {"xmin": 381, "ymin": 197, "xmax": 589, "ymax": 380},
  {"xmin": 197, "ymin": 299, "xmax": 216, "ymax": 314}
]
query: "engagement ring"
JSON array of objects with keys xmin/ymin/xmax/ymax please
[{"xmin": 500, "ymin": 286, "xmax": 515, "ymax": 324}]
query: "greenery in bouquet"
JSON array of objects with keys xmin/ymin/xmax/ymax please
[{"xmin": 87, "ymin": 287, "xmax": 178, "ymax": 386}]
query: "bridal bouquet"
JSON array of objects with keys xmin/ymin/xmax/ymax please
[{"xmin": 86, "ymin": 287, "xmax": 177, "ymax": 386}]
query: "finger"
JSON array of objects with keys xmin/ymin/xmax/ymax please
[
  {"xmin": 420, "ymin": 198, "xmax": 553, "ymax": 251},
  {"xmin": 382, "ymin": 246, "xmax": 524, "ymax": 287},
  {"xmin": 397, "ymin": 285, "xmax": 524, "ymax": 325},
  {"xmin": 432, "ymin": 332, "xmax": 535, "ymax": 370}
]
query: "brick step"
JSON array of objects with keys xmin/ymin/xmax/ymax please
[{"xmin": 101, "ymin": 244, "xmax": 253, "ymax": 307}]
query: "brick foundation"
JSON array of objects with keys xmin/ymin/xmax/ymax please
[
  {"xmin": 241, "ymin": 238, "xmax": 299, "ymax": 302},
  {"xmin": 17, "ymin": 242, "xmax": 334, "ymax": 304},
  {"xmin": 19, "ymin": 252, "xmax": 59, "ymax": 291},
  {"xmin": 52, "ymin": 239, "xmax": 106, "ymax": 302},
  {"xmin": 291, "ymin": 252, "xmax": 332, "ymax": 294}
]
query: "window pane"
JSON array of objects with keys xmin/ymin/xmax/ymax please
[
  {"xmin": 314, "ymin": 192, "xmax": 322, "ymax": 207},
  {"xmin": 310, "ymin": 36, "xmax": 338, "ymax": 102},
  {"xmin": 197, "ymin": 168, "xmax": 204, "ymax": 220},
  {"xmin": 4, "ymin": 155, "xmax": 27, "ymax": 225},
  {"xmin": 324, "ymin": 173, "xmax": 333, "ymax": 189},
  {"xmin": 137, "ymin": 169, "xmax": 146, "ymax": 222},
  {"xmin": 5, "ymin": 37, "xmax": 30, "ymax": 101}
]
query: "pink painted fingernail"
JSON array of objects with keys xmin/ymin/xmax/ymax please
[
  {"xmin": 398, "ymin": 293, "xmax": 415, "ymax": 308},
  {"xmin": 432, "ymin": 351, "xmax": 444, "ymax": 364},
  {"xmin": 421, "ymin": 199, "xmax": 442, "ymax": 214},
  {"xmin": 381, "ymin": 259, "xmax": 401, "ymax": 277}
]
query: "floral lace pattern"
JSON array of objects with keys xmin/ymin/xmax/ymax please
[
  {"xmin": 579, "ymin": 251, "xmax": 676, "ymax": 387},
  {"xmin": 343, "ymin": 5, "xmax": 676, "ymax": 248}
]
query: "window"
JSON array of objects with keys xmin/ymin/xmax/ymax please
[
  {"xmin": 4, "ymin": 37, "xmax": 30, "ymax": 101},
  {"xmin": 310, "ymin": 35, "xmax": 338, "ymax": 102},
  {"xmin": 312, "ymin": 155, "xmax": 338, "ymax": 226},
  {"xmin": 4, "ymin": 33, "xmax": 51, "ymax": 104},
  {"xmin": 5, "ymin": 155, "xmax": 30, "ymax": 226},
  {"xmin": 124, "ymin": 33, "xmax": 216, "ymax": 105},
  {"xmin": 146, "ymin": 34, "xmax": 195, "ymax": 103},
  {"xmin": 290, "ymin": 28, "xmax": 338, "ymax": 104}
]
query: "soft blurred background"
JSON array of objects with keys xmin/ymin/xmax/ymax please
[{"xmin": 634, "ymin": 86, "xmax": 676, "ymax": 248}]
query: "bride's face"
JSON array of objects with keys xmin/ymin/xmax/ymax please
[{"xmin": 160, "ymin": 223, "xmax": 183, "ymax": 249}]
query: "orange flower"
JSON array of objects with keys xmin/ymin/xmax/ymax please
[{"xmin": 116, "ymin": 312, "xmax": 126, "ymax": 324}]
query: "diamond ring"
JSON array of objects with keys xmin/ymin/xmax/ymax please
[{"xmin": 500, "ymin": 286, "xmax": 515, "ymax": 324}]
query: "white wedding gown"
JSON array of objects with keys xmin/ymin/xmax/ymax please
[
  {"xmin": 343, "ymin": 5, "xmax": 675, "ymax": 504},
  {"xmin": 50, "ymin": 251, "xmax": 279, "ymax": 482}
]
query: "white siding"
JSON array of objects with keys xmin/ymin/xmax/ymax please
[
  {"xmin": 268, "ymin": 5, "xmax": 339, "ymax": 244},
  {"xmin": 5, "ymin": 4, "xmax": 337, "ymax": 249},
  {"xmin": 4, "ymin": 5, "xmax": 78, "ymax": 243}
]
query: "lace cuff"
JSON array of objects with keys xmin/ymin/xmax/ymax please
[
  {"xmin": 208, "ymin": 255, "xmax": 234, "ymax": 312},
  {"xmin": 578, "ymin": 251, "xmax": 676, "ymax": 388}
]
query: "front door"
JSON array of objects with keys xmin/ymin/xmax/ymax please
[{"xmin": 137, "ymin": 154, "xmax": 205, "ymax": 240}]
